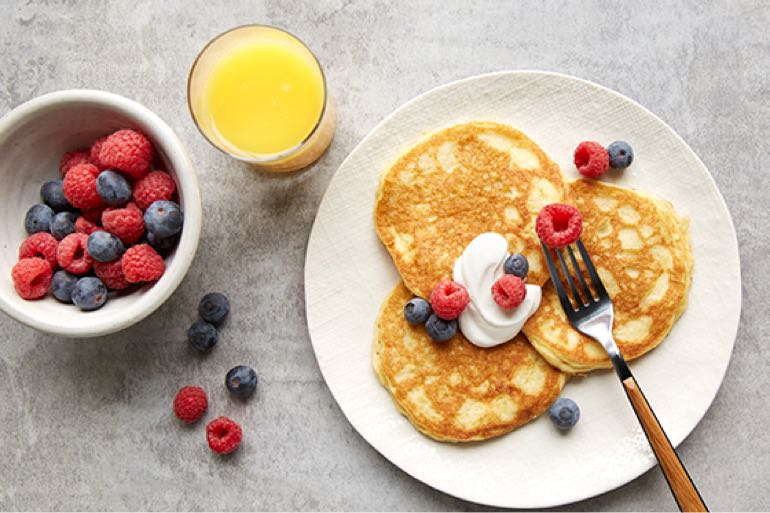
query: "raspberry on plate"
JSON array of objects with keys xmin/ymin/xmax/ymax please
[
  {"xmin": 173, "ymin": 386, "xmax": 208, "ymax": 424},
  {"xmin": 206, "ymin": 416, "xmax": 242, "ymax": 454},
  {"xmin": 535, "ymin": 203, "xmax": 583, "ymax": 248},
  {"xmin": 492, "ymin": 274, "xmax": 527, "ymax": 310},
  {"xmin": 12, "ymin": 257, "xmax": 53, "ymax": 300},
  {"xmin": 574, "ymin": 141, "xmax": 609, "ymax": 179},
  {"xmin": 93, "ymin": 260, "xmax": 130, "ymax": 290},
  {"xmin": 121, "ymin": 244, "xmax": 165, "ymax": 283},
  {"xmin": 102, "ymin": 204, "xmax": 145, "ymax": 245},
  {"xmin": 133, "ymin": 170, "xmax": 176, "ymax": 210},
  {"xmin": 75, "ymin": 215, "xmax": 101, "ymax": 235},
  {"xmin": 62, "ymin": 163, "xmax": 104, "ymax": 209},
  {"xmin": 429, "ymin": 280, "xmax": 470, "ymax": 320},
  {"xmin": 89, "ymin": 136, "xmax": 107, "ymax": 169},
  {"xmin": 60, "ymin": 150, "xmax": 90, "ymax": 177},
  {"xmin": 56, "ymin": 233, "xmax": 93, "ymax": 275},
  {"xmin": 19, "ymin": 232, "xmax": 59, "ymax": 270},
  {"xmin": 98, "ymin": 129, "xmax": 152, "ymax": 180}
]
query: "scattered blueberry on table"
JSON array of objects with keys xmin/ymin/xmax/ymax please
[
  {"xmin": 199, "ymin": 292, "xmax": 230, "ymax": 325},
  {"xmin": 225, "ymin": 365, "xmax": 258, "ymax": 399}
]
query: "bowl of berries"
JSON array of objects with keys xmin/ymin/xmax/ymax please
[{"xmin": 0, "ymin": 90, "xmax": 202, "ymax": 337}]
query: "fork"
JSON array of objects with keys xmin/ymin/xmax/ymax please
[{"xmin": 542, "ymin": 240, "xmax": 707, "ymax": 512}]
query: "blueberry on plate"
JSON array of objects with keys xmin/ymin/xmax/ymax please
[
  {"xmin": 24, "ymin": 204, "xmax": 54, "ymax": 234},
  {"xmin": 96, "ymin": 170, "xmax": 132, "ymax": 206},
  {"xmin": 144, "ymin": 200, "xmax": 184, "ymax": 238},
  {"xmin": 198, "ymin": 292, "xmax": 230, "ymax": 325},
  {"xmin": 425, "ymin": 314, "xmax": 457, "ymax": 342},
  {"xmin": 87, "ymin": 231, "xmax": 125, "ymax": 262},
  {"xmin": 50, "ymin": 212, "xmax": 78, "ymax": 240},
  {"xmin": 549, "ymin": 397, "xmax": 580, "ymax": 431},
  {"xmin": 51, "ymin": 270, "xmax": 78, "ymax": 303},
  {"xmin": 71, "ymin": 277, "xmax": 108, "ymax": 311},
  {"xmin": 188, "ymin": 320, "xmax": 218, "ymax": 352},
  {"xmin": 40, "ymin": 179, "xmax": 73, "ymax": 212},
  {"xmin": 607, "ymin": 141, "xmax": 634, "ymax": 169},
  {"xmin": 225, "ymin": 365, "xmax": 258, "ymax": 399},
  {"xmin": 504, "ymin": 253, "xmax": 529, "ymax": 279},
  {"xmin": 404, "ymin": 298, "xmax": 432, "ymax": 324}
]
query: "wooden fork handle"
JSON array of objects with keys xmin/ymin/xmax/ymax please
[{"xmin": 622, "ymin": 376, "xmax": 708, "ymax": 512}]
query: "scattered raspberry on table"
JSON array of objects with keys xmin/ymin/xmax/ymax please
[
  {"xmin": 173, "ymin": 386, "xmax": 208, "ymax": 424},
  {"xmin": 206, "ymin": 416, "xmax": 243, "ymax": 454}
]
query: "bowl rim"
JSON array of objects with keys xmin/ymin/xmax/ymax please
[{"xmin": 0, "ymin": 89, "xmax": 202, "ymax": 338}]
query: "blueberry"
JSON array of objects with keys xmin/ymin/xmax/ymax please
[
  {"xmin": 49, "ymin": 212, "xmax": 77, "ymax": 240},
  {"xmin": 50, "ymin": 270, "xmax": 78, "ymax": 303},
  {"xmin": 96, "ymin": 170, "xmax": 132, "ymax": 206},
  {"xmin": 146, "ymin": 231, "xmax": 180, "ymax": 252},
  {"xmin": 40, "ymin": 179, "xmax": 73, "ymax": 212},
  {"xmin": 71, "ymin": 277, "xmax": 108, "ymax": 311},
  {"xmin": 425, "ymin": 314, "xmax": 457, "ymax": 342},
  {"xmin": 199, "ymin": 292, "xmax": 230, "ymax": 325},
  {"xmin": 86, "ymin": 231, "xmax": 125, "ymax": 262},
  {"xmin": 404, "ymin": 298, "xmax": 432, "ymax": 324},
  {"xmin": 607, "ymin": 141, "xmax": 634, "ymax": 169},
  {"xmin": 188, "ymin": 320, "xmax": 218, "ymax": 352},
  {"xmin": 144, "ymin": 200, "xmax": 183, "ymax": 238},
  {"xmin": 504, "ymin": 253, "xmax": 529, "ymax": 279},
  {"xmin": 549, "ymin": 397, "xmax": 580, "ymax": 431},
  {"xmin": 225, "ymin": 365, "xmax": 258, "ymax": 399},
  {"xmin": 24, "ymin": 204, "xmax": 54, "ymax": 234}
]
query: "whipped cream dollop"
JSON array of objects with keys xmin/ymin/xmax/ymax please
[{"xmin": 453, "ymin": 232, "xmax": 541, "ymax": 348}]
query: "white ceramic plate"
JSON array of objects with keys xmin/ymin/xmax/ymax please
[{"xmin": 304, "ymin": 71, "xmax": 740, "ymax": 508}]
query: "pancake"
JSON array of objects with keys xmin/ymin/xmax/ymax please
[
  {"xmin": 374, "ymin": 282, "xmax": 566, "ymax": 442},
  {"xmin": 522, "ymin": 179, "xmax": 693, "ymax": 373},
  {"xmin": 375, "ymin": 121, "xmax": 567, "ymax": 299}
]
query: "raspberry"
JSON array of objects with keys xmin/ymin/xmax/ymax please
[
  {"xmin": 11, "ymin": 257, "xmax": 53, "ymax": 300},
  {"xmin": 89, "ymin": 136, "xmax": 107, "ymax": 169},
  {"xmin": 536, "ymin": 203, "xmax": 584, "ymax": 248},
  {"xmin": 132, "ymin": 170, "xmax": 176, "ymax": 210},
  {"xmin": 492, "ymin": 274, "xmax": 527, "ymax": 310},
  {"xmin": 121, "ymin": 244, "xmax": 165, "ymax": 283},
  {"xmin": 19, "ymin": 232, "xmax": 58, "ymax": 270},
  {"xmin": 98, "ymin": 129, "xmax": 152, "ymax": 179},
  {"xmin": 75, "ymin": 215, "xmax": 101, "ymax": 235},
  {"xmin": 173, "ymin": 386, "xmax": 208, "ymax": 424},
  {"xmin": 60, "ymin": 150, "xmax": 90, "ymax": 177},
  {"xmin": 206, "ymin": 416, "xmax": 242, "ymax": 454},
  {"xmin": 102, "ymin": 204, "xmax": 144, "ymax": 245},
  {"xmin": 429, "ymin": 280, "xmax": 470, "ymax": 320},
  {"xmin": 56, "ymin": 233, "xmax": 93, "ymax": 274},
  {"xmin": 574, "ymin": 141, "xmax": 609, "ymax": 179},
  {"xmin": 62, "ymin": 163, "xmax": 104, "ymax": 209},
  {"xmin": 94, "ymin": 260, "xmax": 129, "ymax": 290},
  {"xmin": 81, "ymin": 206, "xmax": 105, "ymax": 223}
]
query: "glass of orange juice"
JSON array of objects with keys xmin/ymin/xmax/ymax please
[{"xmin": 188, "ymin": 25, "xmax": 335, "ymax": 172}]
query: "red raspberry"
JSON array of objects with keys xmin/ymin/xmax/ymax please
[
  {"xmin": 19, "ymin": 232, "xmax": 58, "ymax": 270},
  {"xmin": 173, "ymin": 386, "xmax": 208, "ymax": 424},
  {"xmin": 574, "ymin": 141, "xmax": 610, "ymax": 179},
  {"xmin": 94, "ymin": 260, "xmax": 130, "ymax": 290},
  {"xmin": 492, "ymin": 274, "xmax": 527, "ymax": 310},
  {"xmin": 429, "ymin": 280, "xmax": 470, "ymax": 320},
  {"xmin": 60, "ymin": 150, "xmax": 91, "ymax": 177},
  {"xmin": 11, "ymin": 257, "xmax": 53, "ymax": 300},
  {"xmin": 206, "ymin": 416, "xmax": 242, "ymax": 454},
  {"xmin": 89, "ymin": 136, "xmax": 107, "ymax": 169},
  {"xmin": 132, "ymin": 170, "xmax": 176, "ymax": 210},
  {"xmin": 81, "ymin": 206, "xmax": 105, "ymax": 223},
  {"xmin": 56, "ymin": 233, "xmax": 93, "ymax": 274},
  {"xmin": 98, "ymin": 129, "xmax": 152, "ymax": 179},
  {"xmin": 121, "ymin": 244, "xmax": 165, "ymax": 283},
  {"xmin": 75, "ymin": 215, "xmax": 101, "ymax": 235},
  {"xmin": 62, "ymin": 163, "xmax": 104, "ymax": 209},
  {"xmin": 536, "ymin": 204, "xmax": 583, "ymax": 248},
  {"xmin": 102, "ymin": 204, "xmax": 144, "ymax": 245}
]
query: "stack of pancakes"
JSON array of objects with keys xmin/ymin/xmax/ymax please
[{"xmin": 373, "ymin": 122, "xmax": 692, "ymax": 442}]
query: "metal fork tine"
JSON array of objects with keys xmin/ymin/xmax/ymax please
[
  {"xmin": 566, "ymin": 245, "xmax": 594, "ymax": 302},
  {"xmin": 576, "ymin": 239, "xmax": 609, "ymax": 299},
  {"xmin": 541, "ymin": 242, "xmax": 575, "ymax": 314},
  {"xmin": 555, "ymin": 248, "xmax": 583, "ymax": 307}
]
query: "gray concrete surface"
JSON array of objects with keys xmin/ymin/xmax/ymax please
[{"xmin": 0, "ymin": 1, "xmax": 767, "ymax": 510}]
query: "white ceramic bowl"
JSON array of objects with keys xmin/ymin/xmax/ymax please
[{"xmin": 0, "ymin": 90, "xmax": 202, "ymax": 338}]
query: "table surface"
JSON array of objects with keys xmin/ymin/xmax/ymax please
[{"xmin": 0, "ymin": 1, "xmax": 767, "ymax": 511}]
